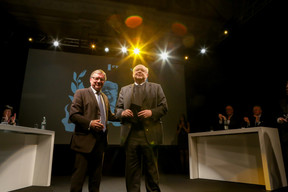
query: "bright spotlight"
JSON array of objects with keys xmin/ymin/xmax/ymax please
[
  {"xmin": 133, "ymin": 48, "xmax": 140, "ymax": 55},
  {"xmin": 91, "ymin": 44, "xmax": 96, "ymax": 49},
  {"xmin": 104, "ymin": 47, "xmax": 109, "ymax": 52},
  {"xmin": 121, "ymin": 47, "xmax": 127, "ymax": 53},
  {"xmin": 160, "ymin": 52, "xmax": 169, "ymax": 60},
  {"xmin": 200, "ymin": 48, "xmax": 207, "ymax": 54},
  {"xmin": 53, "ymin": 40, "xmax": 59, "ymax": 47}
]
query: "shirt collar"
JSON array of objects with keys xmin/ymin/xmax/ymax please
[
  {"xmin": 91, "ymin": 86, "xmax": 100, "ymax": 94},
  {"xmin": 134, "ymin": 81, "xmax": 146, "ymax": 86}
]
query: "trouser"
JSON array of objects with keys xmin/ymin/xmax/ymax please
[
  {"xmin": 125, "ymin": 129, "xmax": 160, "ymax": 192},
  {"xmin": 70, "ymin": 142, "xmax": 105, "ymax": 192}
]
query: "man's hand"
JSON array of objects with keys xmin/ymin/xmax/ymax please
[
  {"xmin": 3, "ymin": 114, "xmax": 9, "ymax": 122},
  {"xmin": 90, "ymin": 119, "xmax": 104, "ymax": 132},
  {"xmin": 218, "ymin": 114, "xmax": 226, "ymax": 121},
  {"xmin": 243, "ymin": 117, "xmax": 250, "ymax": 124},
  {"xmin": 121, "ymin": 109, "xmax": 134, "ymax": 118},
  {"xmin": 138, "ymin": 110, "xmax": 152, "ymax": 119},
  {"xmin": 11, "ymin": 113, "xmax": 16, "ymax": 124},
  {"xmin": 278, "ymin": 117, "xmax": 287, "ymax": 124}
]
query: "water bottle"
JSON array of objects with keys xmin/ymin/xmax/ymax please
[
  {"xmin": 224, "ymin": 119, "xmax": 228, "ymax": 130},
  {"xmin": 41, "ymin": 116, "xmax": 46, "ymax": 130}
]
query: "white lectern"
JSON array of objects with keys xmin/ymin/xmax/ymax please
[
  {"xmin": 0, "ymin": 124, "xmax": 55, "ymax": 192},
  {"xmin": 188, "ymin": 127, "xmax": 287, "ymax": 191}
]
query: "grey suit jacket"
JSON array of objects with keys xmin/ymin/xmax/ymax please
[
  {"xmin": 115, "ymin": 82, "xmax": 168, "ymax": 145},
  {"xmin": 69, "ymin": 87, "xmax": 116, "ymax": 153}
]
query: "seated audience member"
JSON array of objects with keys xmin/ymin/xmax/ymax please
[
  {"xmin": 1, "ymin": 105, "xmax": 17, "ymax": 126},
  {"xmin": 217, "ymin": 105, "xmax": 241, "ymax": 130},
  {"xmin": 243, "ymin": 105, "xmax": 270, "ymax": 128}
]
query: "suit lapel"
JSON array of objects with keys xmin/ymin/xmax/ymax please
[
  {"xmin": 125, "ymin": 84, "xmax": 133, "ymax": 108},
  {"xmin": 88, "ymin": 87, "xmax": 99, "ymax": 111}
]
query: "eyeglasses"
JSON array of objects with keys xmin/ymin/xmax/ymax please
[{"xmin": 91, "ymin": 76, "xmax": 105, "ymax": 81}]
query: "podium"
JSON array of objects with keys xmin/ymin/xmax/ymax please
[
  {"xmin": 188, "ymin": 127, "xmax": 287, "ymax": 191},
  {"xmin": 0, "ymin": 124, "xmax": 55, "ymax": 192}
]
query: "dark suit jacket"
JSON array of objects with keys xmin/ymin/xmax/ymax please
[
  {"xmin": 115, "ymin": 82, "xmax": 168, "ymax": 145},
  {"xmin": 216, "ymin": 115, "xmax": 242, "ymax": 130},
  {"xmin": 244, "ymin": 114, "xmax": 271, "ymax": 128},
  {"xmin": 69, "ymin": 87, "xmax": 116, "ymax": 153}
]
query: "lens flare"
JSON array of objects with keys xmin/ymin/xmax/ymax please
[
  {"xmin": 133, "ymin": 48, "xmax": 140, "ymax": 55},
  {"xmin": 171, "ymin": 22, "xmax": 187, "ymax": 36},
  {"xmin": 125, "ymin": 15, "xmax": 143, "ymax": 28}
]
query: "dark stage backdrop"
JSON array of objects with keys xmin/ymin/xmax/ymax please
[{"xmin": 19, "ymin": 48, "xmax": 186, "ymax": 145}]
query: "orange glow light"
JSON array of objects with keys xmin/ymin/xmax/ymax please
[
  {"xmin": 125, "ymin": 15, "xmax": 143, "ymax": 29},
  {"xmin": 172, "ymin": 22, "xmax": 187, "ymax": 36}
]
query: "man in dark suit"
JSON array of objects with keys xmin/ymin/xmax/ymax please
[
  {"xmin": 69, "ymin": 69, "xmax": 116, "ymax": 192},
  {"xmin": 115, "ymin": 64, "xmax": 168, "ymax": 192},
  {"xmin": 243, "ymin": 105, "xmax": 271, "ymax": 128},
  {"xmin": 217, "ymin": 105, "xmax": 241, "ymax": 130}
]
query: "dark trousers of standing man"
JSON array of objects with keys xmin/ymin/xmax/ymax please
[
  {"xmin": 70, "ymin": 137, "xmax": 105, "ymax": 192},
  {"xmin": 125, "ymin": 124, "xmax": 161, "ymax": 192}
]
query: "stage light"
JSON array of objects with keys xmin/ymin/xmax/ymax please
[
  {"xmin": 104, "ymin": 47, "xmax": 109, "ymax": 52},
  {"xmin": 133, "ymin": 48, "xmax": 140, "ymax": 55},
  {"xmin": 53, "ymin": 40, "xmax": 59, "ymax": 47},
  {"xmin": 121, "ymin": 46, "xmax": 127, "ymax": 53},
  {"xmin": 28, "ymin": 37, "xmax": 33, "ymax": 42},
  {"xmin": 224, "ymin": 30, "xmax": 229, "ymax": 35},
  {"xmin": 160, "ymin": 52, "xmax": 169, "ymax": 60},
  {"xmin": 185, "ymin": 56, "xmax": 189, "ymax": 60},
  {"xmin": 200, "ymin": 48, "xmax": 207, "ymax": 54},
  {"xmin": 91, "ymin": 44, "xmax": 96, "ymax": 49}
]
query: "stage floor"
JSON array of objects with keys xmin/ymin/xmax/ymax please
[{"xmin": 12, "ymin": 174, "xmax": 288, "ymax": 192}]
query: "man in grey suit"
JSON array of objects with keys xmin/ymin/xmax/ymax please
[
  {"xmin": 115, "ymin": 64, "xmax": 168, "ymax": 192},
  {"xmin": 69, "ymin": 69, "xmax": 116, "ymax": 192}
]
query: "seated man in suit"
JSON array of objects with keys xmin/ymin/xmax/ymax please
[
  {"xmin": 243, "ymin": 105, "xmax": 271, "ymax": 128},
  {"xmin": 218, "ymin": 105, "xmax": 241, "ymax": 130},
  {"xmin": 1, "ymin": 105, "xmax": 17, "ymax": 126}
]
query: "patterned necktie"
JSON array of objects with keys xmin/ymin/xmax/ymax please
[{"xmin": 97, "ymin": 92, "xmax": 106, "ymax": 132}]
